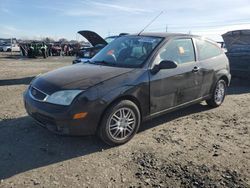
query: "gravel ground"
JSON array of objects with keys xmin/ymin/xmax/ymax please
[{"xmin": 0, "ymin": 53, "xmax": 249, "ymax": 187}]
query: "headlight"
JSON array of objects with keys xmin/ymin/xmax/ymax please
[{"xmin": 45, "ymin": 90, "xmax": 83, "ymax": 105}]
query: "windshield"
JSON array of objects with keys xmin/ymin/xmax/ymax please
[{"xmin": 90, "ymin": 36, "xmax": 163, "ymax": 68}]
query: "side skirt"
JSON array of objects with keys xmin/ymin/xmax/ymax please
[{"xmin": 143, "ymin": 95, "xmax": 211, "ymax": 121}]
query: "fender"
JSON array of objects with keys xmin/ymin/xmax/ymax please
[
  {"xmin": 99, "ymin": 84, "xmax": 150, "ymax": 118},
  {"xmin": 209, "ymin": 69, "xmax": 231, "ymax": 95},
  {"xmin": 215, "ymin": 69, "xmax": 231, "ymax": 86}
]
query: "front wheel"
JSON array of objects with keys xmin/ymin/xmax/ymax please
[
  {"xmin": 98, "ymin": 100, "xmax": 141, "ymax": 146},
  {"xmin": 206, "ymin": 79, "xmax": 227, "ymax": 107}
]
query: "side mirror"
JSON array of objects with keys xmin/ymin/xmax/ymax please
[
  {"xmin": 151, "ymin": 60, "xmax": 177, "ymax": 74},
  {"xmin": 159, "ymin": 60, "xmax": 178, "ymax": 69}
]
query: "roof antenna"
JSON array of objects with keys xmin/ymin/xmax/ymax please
[{"xmin": 138, "ymin": 11, "xmax": 164, "ymax": 36}]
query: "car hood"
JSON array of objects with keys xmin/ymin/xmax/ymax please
[
  {"xmin": 78, "ymin": 30, "xmax": 108, "ymax": 47},
  {"xmin": 222, "ymin": 30, "xmax": 250, "ymax": 52},
  {"xmin": 32, "ymin": 63, "xmax": 134, "ymax": 95}
]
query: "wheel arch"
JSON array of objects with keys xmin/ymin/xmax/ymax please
[
  {"xmin": 208, "ymin": 70, "xmax": 230, "ymax": 98},
  {"xmin": 215, "ymin": 69, "xmax": 231, "ymax": 87},
  {"xmin": 96, "ymin": 95, "xmax": 142, "ymax": 133},
  {"xmin": 219, "ymin": 75, "xmax": 229, "ymax": 86}
]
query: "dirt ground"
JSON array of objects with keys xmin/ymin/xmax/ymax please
[{"xmin": 0, "ymin": 52, "xmax": 249, "ymax": 188}]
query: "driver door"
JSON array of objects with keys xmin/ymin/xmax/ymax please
[{"xmin": 149, "ymin": 38, "xmax": 203, "ymax": 114}]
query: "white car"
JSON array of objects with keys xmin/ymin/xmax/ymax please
[{"xmin": 2, "ymin": 44, "xmax": 20, "ymax": 52}]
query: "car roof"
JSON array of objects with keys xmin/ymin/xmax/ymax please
[
  {"xmin": 129, "ymin": 32, "xmax": 220, "ymax": 45},
  {"xmin": 137, "ymin": 32, "xmax": 194, "ymax": 38},
  {"xmin": 131, "ymin": 32, "xmax": 198, "ymax": 39}
]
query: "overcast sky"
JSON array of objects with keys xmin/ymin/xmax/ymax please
[{"xmin": 0, "ymin": 0, "xmax": 250, "ymax": 41}]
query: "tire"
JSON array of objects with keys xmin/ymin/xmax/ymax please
[
  {"xmin": 206, "ymin": 79, "xmax": 227, "ymax": 107},
  {"xmin": 98, "ymin": 100, "xmax": 141, "ymax": 146},
  {"xmin": 6, "ymin": 48, "xmax": 11, "ymax": 52}
]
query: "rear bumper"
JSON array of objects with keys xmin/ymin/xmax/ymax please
[{"xmin": 23, "ymin": 90, "xmax": 98, "ymax": 136}]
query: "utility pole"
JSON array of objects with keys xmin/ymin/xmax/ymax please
[
  {"xmin": 11, "ymin": 37, "xmax": 13, "ymax": 56},
  {"xmin": 166, "ymin": 25, "xmax": 168, "ymax": 32}
]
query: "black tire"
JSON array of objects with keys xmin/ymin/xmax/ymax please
[
  {"xmin": 98, "ymin": 100, "xmax": 141, "ymax": 146},
  {"xmin": 6, "ymin": 48, "xmax": 11, "ymax": 52},
  {"xmin": 206, "ymin": 79, "xmax": 227, "ymax": 107}
]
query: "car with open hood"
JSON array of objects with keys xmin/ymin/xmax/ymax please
[
  {"xmin": 73, "ymin": 30, "xmax": 128, "ymax": 64},
  {"xmin": 24, "ymin": 33, "xmax": 231, "ymax": 145},
  {"xmin": 222, "ymin": 30, "xmax": 250, "ymax": 78}
]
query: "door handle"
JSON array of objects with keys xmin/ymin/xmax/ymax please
[{"xmin": 192, "ymin": 66, "xmax": 200, "ymax": 73}]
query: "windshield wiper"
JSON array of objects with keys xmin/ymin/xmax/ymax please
[
  {"xmin": 93, "ymin": 60, "xmax": 114, "ymax": 65},
  {"xmin": 87, "ymin": 60, "xmax": 118, "ymax": 67}
]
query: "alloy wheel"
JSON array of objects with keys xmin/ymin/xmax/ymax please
[
  {"xmin": 108, "ymin": 107, "xmax": 136, "ymax": 141},
  {"xmin": 214, "ymin": 82, "xmax": 225, "ymax": 104}
]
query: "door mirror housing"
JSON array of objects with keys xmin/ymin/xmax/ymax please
[
  {"xmin": 159, "ymin": 60, "xmax": 178, "ymax": 69},
  {"xmin": 151, "ymin": 60, "xmax": 177, "ymax": 74}
]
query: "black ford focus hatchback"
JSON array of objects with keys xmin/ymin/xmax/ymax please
[{"xmin": 24, "ymin": 33, "xmax": 231, "ymax": 145}]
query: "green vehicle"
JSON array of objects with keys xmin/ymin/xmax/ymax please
[{"xmin": 27, "ymin": 42, "xmax": 48, "ymax": 58}]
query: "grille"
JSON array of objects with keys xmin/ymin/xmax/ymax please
[{"xmin": 30, "ymin": 87, "xmax": 47, "ymax": 101}]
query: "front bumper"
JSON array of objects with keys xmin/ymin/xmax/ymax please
[{"xmin": 23, "ymin": 90, "xmax": 98, "ymax": 136}]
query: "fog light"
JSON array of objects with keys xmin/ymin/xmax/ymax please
[{"xmin": 73, "ymin": 112, "xmax": 88, "ymax": 120}]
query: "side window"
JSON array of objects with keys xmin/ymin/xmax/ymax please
[
  {"xmin": 155, "ymin": 38, "xmax": 195, "ymax": 65},
  {"xmin": 196, "ymin": 39, "xmax": 222, "ymax": 61}
]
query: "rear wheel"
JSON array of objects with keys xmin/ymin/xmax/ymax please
[
  {"xmin": 206, "ymin": 79, "xmax": 227, "ymax": 107},
  {"xmin": 98, "ymin": 100, "xmax": 141, "ymax": 146}
]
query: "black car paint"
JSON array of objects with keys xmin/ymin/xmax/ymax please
[
  {"xmin": 24, "ymin": 33, "xmax": 231, "ymax": 136},
  {"xmin": 31, "ymin": 64, "xmax": 134, "ymax": 94}
]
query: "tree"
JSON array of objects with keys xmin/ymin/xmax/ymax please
[
  {"xmin": 58, "ymin": 38, "xmax": 68, "ymax": 44},
  {"xmin": 69, "ymin": 40, "xmax": 78, "ymax": 44},
  {"xmin": 42, "ymin": 37, "xmax": 55, "ymax": 43}
]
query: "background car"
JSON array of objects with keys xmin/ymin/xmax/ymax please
[
  {"xmin": 222, "ymin": 29, "xmax": 250, "ymax": 78},
  {"xmin": 0, "ymin": 45, "xmax": 3, "ymax": 52},
  {"xmin": 1, "ymin": 43, "xmax": 20, "ymax": 52},
  {"xmin": 24, "ymin": 33, "xmax": 231, "ymax": 146},
  {"xmin": 73, "ymin": 31, "xmax": 128, "ymax": 64}
]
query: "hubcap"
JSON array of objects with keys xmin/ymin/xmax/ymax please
[
  {"xmin": 214, "ymin": 82, "xmax": 225, "ymax": 104},
  {"xmin": 108, "ymin": 108, "xmax": 136, "ymax": 141}
]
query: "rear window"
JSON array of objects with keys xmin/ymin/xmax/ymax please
[{"xmin": 195, "ymin": 39, "xmax": 223, "ymax": 61}]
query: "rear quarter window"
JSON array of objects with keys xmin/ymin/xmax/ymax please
[{"xmin": 195, "ymin": 39, "xmax": 223, "ymax": 61}]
